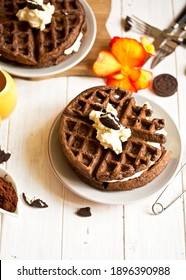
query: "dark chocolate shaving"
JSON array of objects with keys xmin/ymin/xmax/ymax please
[
  {"xmin": 76, "ymin": 207, "xmax": 91, "ymax": 217},
  {"xmin": 27, "ymin": 0, "xmax": 45, "ymax": 11},
  {"xmin": 22, "ymin": 192, "xmax": 48, "ymax": 208},
  {"xmin": 0, "ymin": 148, "xmax": 11, "ymax": 164},
  {"xmin": 100, "ymin": 112, "xmax": 120, "ymax": 130}
]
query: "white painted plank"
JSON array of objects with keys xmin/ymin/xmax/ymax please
[
  {"xmin": 62, "ymin": 190, "xmax": 124, "ymax": 259},
  {"xmin": 0, "ymin": 78, "xmax": 67, "ymax": 259},
  {"xmin": 174, "ymin": 0, "xmax": 186, "ymax": 249},
  {"xmin": 125, "ymin": 194, "xmax": 185, "ymax": 259},
  {"xmin": 121, "ymin": 0, "xmax": 185, "ymax": 260},
  {"xmin": 106, "ymin": 0, "xmax": 122, "ymax": 37},
  {"xmin": 122, "ymin": 0, "xmax": 173, "ymax": 29}
]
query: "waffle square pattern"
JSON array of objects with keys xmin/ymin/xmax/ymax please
[{"xmin": 59, "ymin": 86, "xmax": 172, "ymax": 191}]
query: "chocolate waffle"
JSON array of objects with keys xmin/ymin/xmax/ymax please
[
  {"xmin": 0, "ymin": 0, "xmax": 87, "ymax": 67},
  {"xmin": 59, "ymin": 86, "xmax": 172, "ymax": 191}
]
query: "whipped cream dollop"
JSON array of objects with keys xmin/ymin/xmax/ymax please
[
  {"xmin": 89, "ymin": 103, "xmax": 131, "ymax": 154},
  {"xmin": 64, "ymin": 32, "xmax": 83, "ymax": 55},
  {"xmin": 16, "ymin": 0, "xmax": 55, "ymax": 31}
]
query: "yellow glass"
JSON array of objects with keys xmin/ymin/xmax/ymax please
[{"xmin": 0, "ymin": 69, "xmax": 17, "ymax": 124}]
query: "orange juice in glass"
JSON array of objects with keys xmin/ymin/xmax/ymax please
[{"xmin": 0, "ymin": 69, "xmax": 17, "ymax": 124}]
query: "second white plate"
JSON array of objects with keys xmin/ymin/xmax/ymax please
[
  {"xmin": 0, "ymin": 0, "xmax": 97, "ymax": 78},
  {"xmin": 48, "ymin": 95, "xmax": 182, "ymax": 205}
]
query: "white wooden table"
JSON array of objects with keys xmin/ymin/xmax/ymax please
[{"xmin": 0, "ymin": 0, "xmax": 186, "ymax": 260}]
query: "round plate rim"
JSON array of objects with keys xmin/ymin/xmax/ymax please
[
  {"xmin": 0, "ymin": 0, "xmax": 97, "ymax": 78},
  {"xmin": 47, "ymin": 94, "xmax": 182, "ymax": 205}
]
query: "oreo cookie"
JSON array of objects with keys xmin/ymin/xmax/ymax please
[
  {"xmin": 22, "ymin": 193, "xmax": 48, "ymax": 208},
  {"xmin": 0, "ymin": 148, "xmax": 11, "ymax": 164},
  {"xmin": 27, "ymin": 0, "xmax": 45, "ymax": 11},
  {"xmin": 152, "ymin": 74, "xmax": 178, "ymax": 97},
  {"xmin": 76, "ymin": 207, "xmax": 91, "ymax": 217},
  {"xmin": 100, "ymin": 112, "xmax": 120, "ymax": 130}
]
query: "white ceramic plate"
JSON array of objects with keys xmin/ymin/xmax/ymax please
[
  {"xmin": 48, "ymin": 95, "xmax": 182, "ymax": 205},
  {"xmin": 0, "ymin": 0, "xmax": 96, "ymax": 78}
]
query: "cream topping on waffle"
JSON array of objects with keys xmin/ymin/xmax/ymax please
[
  {"xmin": 89, "ymin": 103, "xmax": 131, "ymax": 154},
  {"xmin": 156, "ymin": 128, "xmax": 167, "ymax": 136},
  {"xmin": 147, "ymin": 142, "xmax": 161, "ymax": 149},
  {"xmin": 16, "ymin": 0, "xmax": 55, "ymax": 31},
  {"xmin": 64, "ymin": 32, "xmax": 83, "ymax": 55},
  {"xmin": 106, "ymin": 161, "xmax": 155, "ymax": 183},
  {"xmin": 147, "ymin": 128, "xmax": 167, "ymax": 149}
]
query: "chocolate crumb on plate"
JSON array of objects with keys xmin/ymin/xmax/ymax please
[
  {"xmin": 0, "ymin": 148, "xmax": 11, "ymax": 164},
  {"xmin": 152, "ymin": 74, "xmax": 178, "ymax": 97},
  {"xmin": 76, "ymin": 207, "xmax": 92, "ymax": 217},
  {"xmin": 22, "ymin": 193, "xmax": 48, "ymax": 208}
]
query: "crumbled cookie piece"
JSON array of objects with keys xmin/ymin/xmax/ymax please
[
  {"xmin": 0, "ymin": 148, "xmax": 11, "ymax": 164},
  {"xmin": 76, "ymin": 207, "xmax": 92, "ymax": 217},
  {"xmin": 22, "ymin": 193, "xmax": 48, "ymax": 208},
  {"xmin": 100, "ymin": 112, "xmax": 120, "ymax": 130},
  {"xmin": 0, "ymin": 177, "xmax": 18, "ymax": 212},
  {"xmin": 26, "ymin": 0, "xmax": 45, "ymax": 11}
]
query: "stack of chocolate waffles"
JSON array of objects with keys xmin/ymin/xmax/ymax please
[
  {"xmin": 59, "ymin": 86, "xmax": 172, "ymax": 191},
  {"xmin": 0, "ymin": 0, "xmax": 87, "ymax": 67}
]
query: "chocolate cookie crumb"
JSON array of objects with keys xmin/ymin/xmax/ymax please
[
  {"xmin": 100, "ymin": 112, "xmax": 120, "ymax": 130},
  {"xmin": 0, "ymin": 177, "xmax": 18, "ymax": 212},
  {"xmin": 22, "ymin": 193, "xmax": 48, "ymax": 208},
  {"xmin": 0, "ymin": 148, "xmax": 11, "ymax": 164},
  {"xmin": 26, "ymin": 0, "xmax": 45, "ymax": 11},
  {"xmin": 152, "ymin": 74, "xmax": 178, "ymax": 97},
  {"xmin": 76, "ymin": 207, "xmax": 91, "ymax": 217}
]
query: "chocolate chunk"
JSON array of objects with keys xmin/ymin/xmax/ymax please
[
  {"xmin": 76, "ymin": 207, "xmax": 91, "ymax": 217},
  {"xmin": 22, "ymin": 193, "xmax": 48, "ymax": 208},
  {"xmin": 152, "ymin": 74, "xmax": 178, "ymax": 97},
  {"xmin": 27, "ymin": 0, "xmax": 45, "ymax": 11},
  {"xmin": 100, "ymin": 112, "xmax": 120, "ymax": 130},
  {"xmin": 0, "ymin": 148, "xmax": 11, "ymax": 164},
  {"xmin": 153, "ymin": 118, "xmax": 165, "ymax": 130}
]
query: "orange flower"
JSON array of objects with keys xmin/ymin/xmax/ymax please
[
  {"xmin": 140, "ymin": 37, "xmax": 156, "ymax": 56},
  {"xmin": 93, "ymin": 37, "xmax": 155, "ymax": 92}
]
